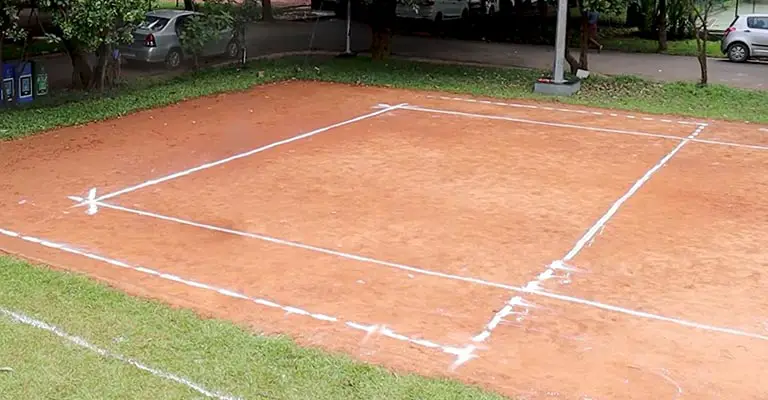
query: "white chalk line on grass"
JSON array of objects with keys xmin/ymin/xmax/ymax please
[
  {"xmin": 425, "ymin": 95, "xmax": 707, "ymax": 126},
  {"xmin": 0, "ymin": 227, "xmax": 473, "ymax": 364},
  {"xmin": 72, "ymin": 103, "xmax": 408, "ymax": 212},
  {"xmin": 470, "ymin": 124, "xmax": 708, "ymax": 349},
  {"xmin": 0, "ymin": 307, "xmax": 241, "ymax": 400},
  {"xmin": 56, "ymin": 201, "xmax": 768, "ymax": 346}
]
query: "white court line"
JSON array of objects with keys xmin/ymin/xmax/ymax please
[
  {"xmin": 405, "ymin": 105, "xmax": 768, "ymax": 152},
  {"xmin": 426, "ymin": 95, "xmax": 707, "ymax": 126},
  {"xmin": 402, "ymin": 105, "xmax": 685, "ymax": 140},
  {"xmin": 470, "ymin": 124, "xmax": 708, "ymax": 347},
  {"xmin": 59, "ymin": 201, "xmax": 768, "ymax": 346},
  {"xmin": 73, "ymin": 103, "xmax": 408, "ymax": 209},
  {"xmin": 0, "ymin": 307, "xmax": 241, "ymax": 400},
  {"xmin": 689, "ymin": 137, "xmax": 768, "ymax": 152},
  {"xmin": 0, "ymin": 227, "xmax": 473, "ymax": 364}
]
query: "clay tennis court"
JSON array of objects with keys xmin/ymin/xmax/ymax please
[{"xmin": 2, "ymin": 81, "xmax": 768, "ymax": 399}]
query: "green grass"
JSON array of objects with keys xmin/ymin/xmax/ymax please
[
  {"xmin": 0, "ymin": 256, "xmax": 505, "ymax": 399},
  {"xmin": 2, "ymin": 56, "xmax": 766, "ymax": 140},
  {"xmin": 599, "ymin": 33, "xmax": 722, "ymax": 57}
]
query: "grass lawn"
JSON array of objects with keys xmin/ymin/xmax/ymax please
[
  {"xmin": 597, "ymin": 29, "xmax": 723, "ymax": 57},
  {"xmin": 2, "ymin": 55, "xmax": 766, "ymax": 140},
  {"xmin": 0, "ymin": 256, "xmax": 504, "ymax": 399}
]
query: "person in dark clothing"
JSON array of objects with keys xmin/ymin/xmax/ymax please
[{"xmin": 587, "ymin": 10, "xmax": 603, "ymax": 53}]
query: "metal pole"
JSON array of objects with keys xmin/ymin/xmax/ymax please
[
  {"xmin": 345, "ymin": 0, "xmax": 352, "ymax": 54},
  {"xmin": 552, "ymin": 0, "xmax": 568, "ymax": 83}
]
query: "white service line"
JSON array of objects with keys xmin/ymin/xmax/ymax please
[
  {"xmin": 73, "ymin": 103, "xmax": 408, "ymax": 209},
  {"xmin": 425, "ymin": 95, "xmax": 707, "ymax": 126},
  {"xmin": 56, "ymin": 202, "xmax": 768, "ymax": 346},
  {"xmin": 0, "ymin": 307, "xmax": 242, "ymax": 400},
  {"xmin": 470, "ymin": 124, "xmax": 708, "ymax": 346},
  {"xmin": 0, "ymin": 227, "xmax": 471, "ymax": 364}
]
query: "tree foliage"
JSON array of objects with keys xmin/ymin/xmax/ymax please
[
  {"xmin": 41, "ymin": 0, "xmax": 152, "ymax": 89},
  {"xmin": 177, "ymin": 0, "xmax": 258, "ymax": 68},
  {"xmin": 1, "ymin": 0, "xmax": 27, "ymax": 76},
  {"xmin": 1, "ymin": 1, "xmax": 26, "ymax": 42}
]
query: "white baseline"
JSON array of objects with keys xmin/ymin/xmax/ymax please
[
  {"xmin": 0, "ymin": 226, "xmax": 474, "ymax": 365},
  {"xmin": 60, "ymin": 200, "xmax": 768, "ymax": 346}
]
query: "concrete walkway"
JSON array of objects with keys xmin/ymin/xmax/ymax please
[{"xmin": 39, "ymin": 19, "xmax": 767, "ymax": 91}]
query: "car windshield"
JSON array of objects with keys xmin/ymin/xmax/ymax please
[{"xmin": 138, "ymin": 16, "xmax": 170, "ymax": 31}]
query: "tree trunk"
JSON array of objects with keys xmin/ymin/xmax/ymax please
[
  {"xmin": 93, "ymin": 43, "xmax": 110, "ymax": 91},
  {"xmin": 262, "ymin": 0, "xmax": 274, "ymax": 21},
  {"xmin": 184, "ymin": 0, "xmax": 195, "ymax": 10},
  {"xmin": 369, "ymin": 0, "xmax": 396, "ymax": 60},
  {"xmin": 696, "ymin": 27, "xmax": 708, "ymax": 85},
  {"xmin": 579, "ymin": 12, "xmax": 589, "ymax": 71},
  {"xmin": 564, "ymin": 13, "xmax": 580, "ymax": 74},
  {"xmin": 657, "ymin": 0, "xmax": 667, "ymax": 51},
  {"xmin": 62, "ymin": 40, "xmax": 93, "ymax": 89},
  {"xmin": 371, "ymin": 29, "xmax": 391, "ymax": 60},
  {"xmin": 537, "ymin": 0, "xmax": 548, "ymax": 18}
]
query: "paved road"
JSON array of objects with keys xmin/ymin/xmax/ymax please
[{"xmin": 40, "ymin": 19, "xmax": 767, "ymax": 90}]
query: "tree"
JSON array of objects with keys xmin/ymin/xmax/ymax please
[
  {"xmin": 656, "ymin": 0, "xmax": 667, "ymax": 51},
  {"xmin": 41, "ymin": 0, "xmax": 151, "ymax": 90},
  {"xmin": 184, "ymin": 0, "xmax": 196, "ymax": 10},
  {"xmin": 262, "ymin": 0, "xmax": 274, "ymax": 21},
  {"xmin": 1, "ymin": 1, "xmax": 27, "ymax": 83},
  {"xmin": 369, "ymin": 0, "xmax": 398, "ymax": 60},
  {"xmin": 177, "ymin": 0, "xmax": 257, "ymax": 68},
  {"xmin": 178, "ymin": 0, "xmax": 234, "ymax": 69},
  {"xmin": 686, "ymin": 0, "xmax": 721, "ymax": 85}
]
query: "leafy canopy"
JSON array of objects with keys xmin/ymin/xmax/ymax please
[{"xmin": 40, "ymin": 0, "xmax": 152, "ymax": 51}]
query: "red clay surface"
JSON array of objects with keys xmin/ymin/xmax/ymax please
[{"xmin": 2, "ymin": 81, "xmax": 768, "ymax": 399}]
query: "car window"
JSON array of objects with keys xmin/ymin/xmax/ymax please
[
  {"xmin": 139, "ymin": 16, "xmax": 170, "ymax": 31},
  {"xmin": 747, "ymin": 16, "xmax": 768, "ymax": 29}
]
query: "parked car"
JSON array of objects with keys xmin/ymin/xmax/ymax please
[
  {"xmin": 396, "ymin": 0, "xmax": 470, "ymax": 25},
  {"xmin": 119, "ymin": 9, "xmax": 240, "ymax": 69},
  {"xmin": 721, "ymin": 13, "xmax": 768, "ymax": 63}
]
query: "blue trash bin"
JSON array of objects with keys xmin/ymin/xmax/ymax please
[
  {"xmin": 15, "ymin": 61, "xmax": 33, "ymax": 104},
  {"xmin": 1, "ymin": 63, "xmax": 14, "ymax": 105}
]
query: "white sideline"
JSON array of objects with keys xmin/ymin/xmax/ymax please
[
  {"xmin": 403, "ymin": 105, "xmax": 768, "ymax": 152},
  {"xmin": 425, "ymin": 95, "xmax": 708, "ymax": 126},
  {"xmin": 0, "ymin": 307, "xmax": 242, "ymax": 400},
  {"xmin": 0, "ymin": 227, "xmax": 473, "ymax": 363},
  {"xmin": 73, "ymin": 103, "xmax": 408, "ymax": 209},
  {"xmin": 58, "ymin": 201, "xmax": 768, "ymax": 345},
  {"xmin": 470, "ymin": 124, "xmax": 708, "ymax": 348},
  {"xmin": 402, "ymin": 105, "xmax": 683, "ymax": 139}
]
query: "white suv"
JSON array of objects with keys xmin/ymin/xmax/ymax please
[{"xmin": 721, "ymin": 14, "xmax": 768, "ymax": 63}]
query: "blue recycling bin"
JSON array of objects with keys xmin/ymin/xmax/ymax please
[
  {"xmin": 1, "ymin": 63, "xmax": 14, "ymax": 106},
  {"xmin": 14, "ymin": 61, "xmax": 33, "ymax": 104}
]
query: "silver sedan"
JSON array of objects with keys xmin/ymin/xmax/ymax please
[{"xmin": 119, "ymin": 9, "xmax": 240, "ymax": 69}]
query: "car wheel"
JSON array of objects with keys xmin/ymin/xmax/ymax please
[
  {"xmin": 165, "ymin": 48, "xmax": 183, "ymax": 70},
  {"xmin": 226, "ymin": 39, "xmax": 240, "ymax": 59},
  {"xmin": 727, "ymin": 43, "xmax": 749, "ymax": 63}
]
